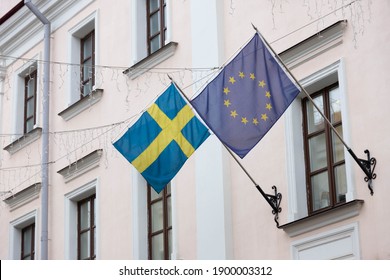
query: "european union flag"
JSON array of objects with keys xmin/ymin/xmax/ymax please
[
  {"xmin": 191, "ymin": 34, "xmax": 300, "ymax": 158},
  {"xmin": 113, "ymin": 83, "xmax": 210, "ymax": 193}
]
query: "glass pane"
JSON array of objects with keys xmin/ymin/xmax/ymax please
[
  {"xmin": 332, "ymin": 125, "xmax": 345, "ymax": 163},
  {"xmin": 311, "ymin": 171, "xmax": 330, "ymax": 211},
  {"xmin": 83, "ymin": 35, "xmax": 92, "ymax": 58},
  {"xmin": 93, "ymin": 197, "xmax": 96, "ymax": 226},
  {"xmin": 167, "ymin": 196, "xmax": 172, "ymax": 227},
  {"xmin": 166, "ymin": 184, "xmax": 171, "ymax": 194},
  {"xmin": 149, "ymin": 0, "xmax": 159, "ymax": 12},
  {"xmin": 23, "ymin": 227, "xmax": 32, "ymax": 255},
  {"xmin": 168, "ymin": 229, "xmax": 172, "ymax": 260},
  {"xmin": 82, "ymin": 82, "xmax": 92, "ymax": 97},
  {"xmin": 80, "ymin": 231, "xmax": 90, "ymax": 259},
  {"xmin": 27, "ymin": 77, "xmax": 36, "ymax": 98},
  {"xmin": 93, "ymin": 227, "xmax": 96, "ymax": 257},
  {"xmin": 80, "ymin": 201, "xmax": 90, "ymax": 230},
  {"xmin": 330, "ymin": 86, "xmax": 342, "ymax": 123},
  {"xmin": 83, "ymin": 58, "xmax": 92, "ymax": 81},
  {"xmin": 163, "ymin": 6, "xmax": 167, "ymax": 28},
  {"xmin": 151, "ymin": 35, "xmax": 160, "ymax": 53},
  {"xmin": 151, "ymin": 233, "xmax": 164, "ymax": 260},
  {"xmin": 335, "ymin": 164, "xmax": 347, "ymax": 203},
  {"xmin": 26, "ymin": 98, "xmax": 35, "ymax": 118},
  {"xmin": 150, "ymin": 13, "xmax": 160, "ymax": 35},
  {"xmin": 151, "ymin": 201, "xmax": 163, "ymax": 232},
  {"xmin": 150, "ymin": 187, "xmax": 162, "ymax": 201},
  {"xmin": 306, "ymin": 95, "xmax": 324, "ymax": 133},
  {"xmin": 26, "ymin": 118, "xmax": 34, "ymax": 133},
  {"xmin": 309, "ymin": 133, "xmax": 327, "ymax": 172}
]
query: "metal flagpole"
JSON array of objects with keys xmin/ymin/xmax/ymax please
[
  {"xmin": 251, "ymin": 23, "xmax": 377, "ymax": 195},
  {"xmin": 168, "ymin": 76, "xmax": 282, "ymax": 227}
]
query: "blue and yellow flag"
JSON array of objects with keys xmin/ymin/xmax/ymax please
[
  {"xmin": 191, "ymin": 34, "xmax": 300, "ymax": 158},
  {"xmin": 113, "ymin": 83, "xmax": 210, "ymax": 193}
]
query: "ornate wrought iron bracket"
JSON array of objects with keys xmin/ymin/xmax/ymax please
[
  {"xmin": 348, "ymin": 149, "xmax": 377, "ymax": 195},
  {"xmin": 255, "ymin": 185, "xmax": 282, "ymax": 227}
]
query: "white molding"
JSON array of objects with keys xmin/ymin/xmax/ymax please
[
  {"xmin": 281, "ymin": 200, "xmax": 363, "ymax": 237},
  {"xmin": 58, "ymin": 88, "xmax": 103, "ymax": 121},
  {"xmin": 3, "ymin": 183, "xmax": 41, "ymax": 211},
  {"xmin": 291, "ymin": 222, "xmax": 361, "ymax": 259},
  {"xmin": 57, "ymin": 149, "xmax": 103, "ymax": 183},
  {"xmin": 280, "ymin": 20, "xmax": 347, "ymax": 69},
  {"xmin": 124, "ymin": 42, "xmax": 178, "ymax": 80},
  {"xmin": 64, "ymin": 178, "xmax": 99, "ymax": 260},
  {"xmin": 3, "ymin": 127, "xmax": 42, "ymax": 155},
  {"xmin": 9, "ymin": 209, "xmax": 39, "ymax": 260},
  {"xmin": 0, "ymin": 0, "xmax": 95, "ymax": 66}
]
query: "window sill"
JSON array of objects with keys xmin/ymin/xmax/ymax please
[
  {"xmin": 123, "ymin": 42, "xmax": 178, "ymax": 79},
  {"xmin": 3, "ymin": 183, "xmax": 41, "ymax": 211},
  {"xmin": 58, "ymin": 88, "xmax": 103, "ymax": 121},
  {"xmin": 3, "ymin": 127, "xmax": 42, "ymax": 155},
  {"xmin": 279, "ymin": 199, "xmax": 364, "ymax": 237},
  {"xmin": 57, "ymin": 149, "xmax": 103, "ymax": 183}
]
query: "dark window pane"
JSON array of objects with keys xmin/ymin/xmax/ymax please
[
  {"xmin": 335, "ymin": 164, "xmax": 347, "ymax": 203},
  {"xmin": 25, "ymin": 118, "xmax": 34, "ymax": 133},
  {"xmin": 311, "ymin": 171, "xmax": 330, "ymax": 211},
  {"xmin": 308, "ymin": 133, "xmax": 327, "ymax": 172},
  {"xmin": 330, "ymin": 86, "xmax": 342, "ymax": 123},
  {"xmin": 332, "ymin": 126, "xmax": 345, "ymax": 163},
  {"xmin": 150, "ymin": 35, "xmax": 161, "ymax": 54},
  {"xmin": 306, "ymin": 95, "xmax": 324, "ymax": 133},
  {"xmin": 151, "ymin": 233, "xmax": 164, "ymax": 260},
  {"xmin": 150, "ymin": 13, "xmax": 160, "ymax": 35},
  {"xmin": 149, "ymin": 0, "xmax": 159, "ymax": 12},
  {"xmin": 151, "ymin": 201, "xmax": 163, "ymax": 232}
]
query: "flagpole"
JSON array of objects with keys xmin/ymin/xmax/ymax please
[
  {"xmin": 168, "ymin": 76, "xmax": 282, "ymax": 226},
  {"xmin": 251, "ymin": 23, "xmax": 377, "ymax": 195}
]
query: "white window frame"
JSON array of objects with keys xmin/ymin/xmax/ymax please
[
  {"xmin": 131, "ymin": 166, "xmax": 178, "ymax": 259},
  {"xmin": 64, "ymin": 178, "xmax": 99, "ymax": 260},
  {"xmin": 131, "ymin": 0, "xmax": 172, "ymax": 65},
  {"xmin": 11, "ymin": 58, "xmax": 41, "ymax": 140},
  {"xmin": 285, "ymin": 59, "xmax": 355, "ymax": 222},
  {"xmin": 67, "ymin": 10, "xmax": 100, "ymax": 107},
  {"xmin": 9, "ymin": 209, "xmax": 38, "ymax": 260}
]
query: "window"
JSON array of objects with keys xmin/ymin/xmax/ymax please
[
  {"xmin": 24, "ymin": 70, "xmax": 37, "ymax": 134},
  {"xmin": 21, "ymin": 223, "xmax": 35, "ymax": 260},
  {"xmin": 147, "ymin": 184, "xmax": 172, "ymax": 260},
  {"xmin": 146, "ymin": 0, "xmax": 167, "ymax": 55},
  {"xmin": 80, "ymin": 30, "xmax": 95, "ymax": 98},
  {"xmin": 64, "ymin": 179, "xmax": 98, "ymax": 260},
  {"xmin": 77, "ymin": 194, "xmax": 96, "ymax": 260},
  {"xmin": 302, "ymin": 83, "xmax": 347, "ymax": 214}
]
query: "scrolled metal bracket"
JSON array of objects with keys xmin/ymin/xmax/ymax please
[
  {"xmin": 255, "ymin": 185, "xmax": 282, "ymax": 227},
  {"xmin": 348, "ymin": 149, "xmax": 377, "ymax": 195}
]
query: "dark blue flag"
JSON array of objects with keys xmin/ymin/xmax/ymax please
[{"xmin": 190, "ymin": 34, "xmax": 300, "ymax": 158}]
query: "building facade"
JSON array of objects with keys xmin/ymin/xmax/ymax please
[{"xmin": 0, "ymin": 0, "xmax": 389, "ymax": 260}]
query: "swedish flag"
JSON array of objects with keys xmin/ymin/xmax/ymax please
[{"xmin": 113, "ymin": 83, "xmax": 210, "ymax": 193}]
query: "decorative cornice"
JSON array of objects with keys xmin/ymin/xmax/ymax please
[
  {"xmin": 57, "ymin": 149, "xmax": 103, "ymax": 182},
  {"xmin": 58, "ymin": 88, "xmax": 103, "ymax": 121},
  {"xmin": 279, "ymin": 199, "xmax": 364, "ymax": 237},
  {"xmin": 3, "ymin": 127, "xmax": 42, "ymax": 155},
  {"xmin": 0, "ymin": 0, "xmax": 95, "ymax": 66},
  {"xmin": 279, "ymin": 20, "xmax": 347, "ymax": 69},
  {"xmin": 123, "ymin": 42, "xmax": 178, "ymax": 79},
  {"xmin": 3, "ymin": 183, "xmax": 41, "ymax": 211}
]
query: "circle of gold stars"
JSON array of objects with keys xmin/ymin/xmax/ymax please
[{"xmin": 223, "ymin": 71, "xmax": 273, "ymax": 126}]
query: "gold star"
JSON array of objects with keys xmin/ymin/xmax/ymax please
[
  {"xmin": 250, "ymin": 73, "xmax": 255, "ymax": 80},
  {"xmin": 261, "ymin": 113, "xmax": 268, "ymax": 121},
  {"xmin": 224, "ymin": 99, "xmax": 231, "ymax": 107},
  {"xmin": 265, "ymin": 91, "xmax": 271, "ymax": 98},
  {"xmin": 239, "ymin": 72, "xmax": 245, "ymax": 78},
  {"xmin": 223, "ymin": 87, "xmax": 230, "ymax": 95},
  {"xmin": 266, "ymin": 103, "xmax": 272, "ymax": 110},
  {"xmin": 229, "ymin": 77, "xmax": 236, "ymax": 84},
  {"xmin": 241, "ymin": 117, "xmax": 248, "ymax": 124},
  {"xmin": 253, "ymin": 118, "xmax": 259, "ymax": 125},
  {"xmin": 259, "ymin": 80, "xmax": 266, "ymax": 88},
  {"xmin": 230, "ymin": 110, "xmax": 238, "ymax": 118}
]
